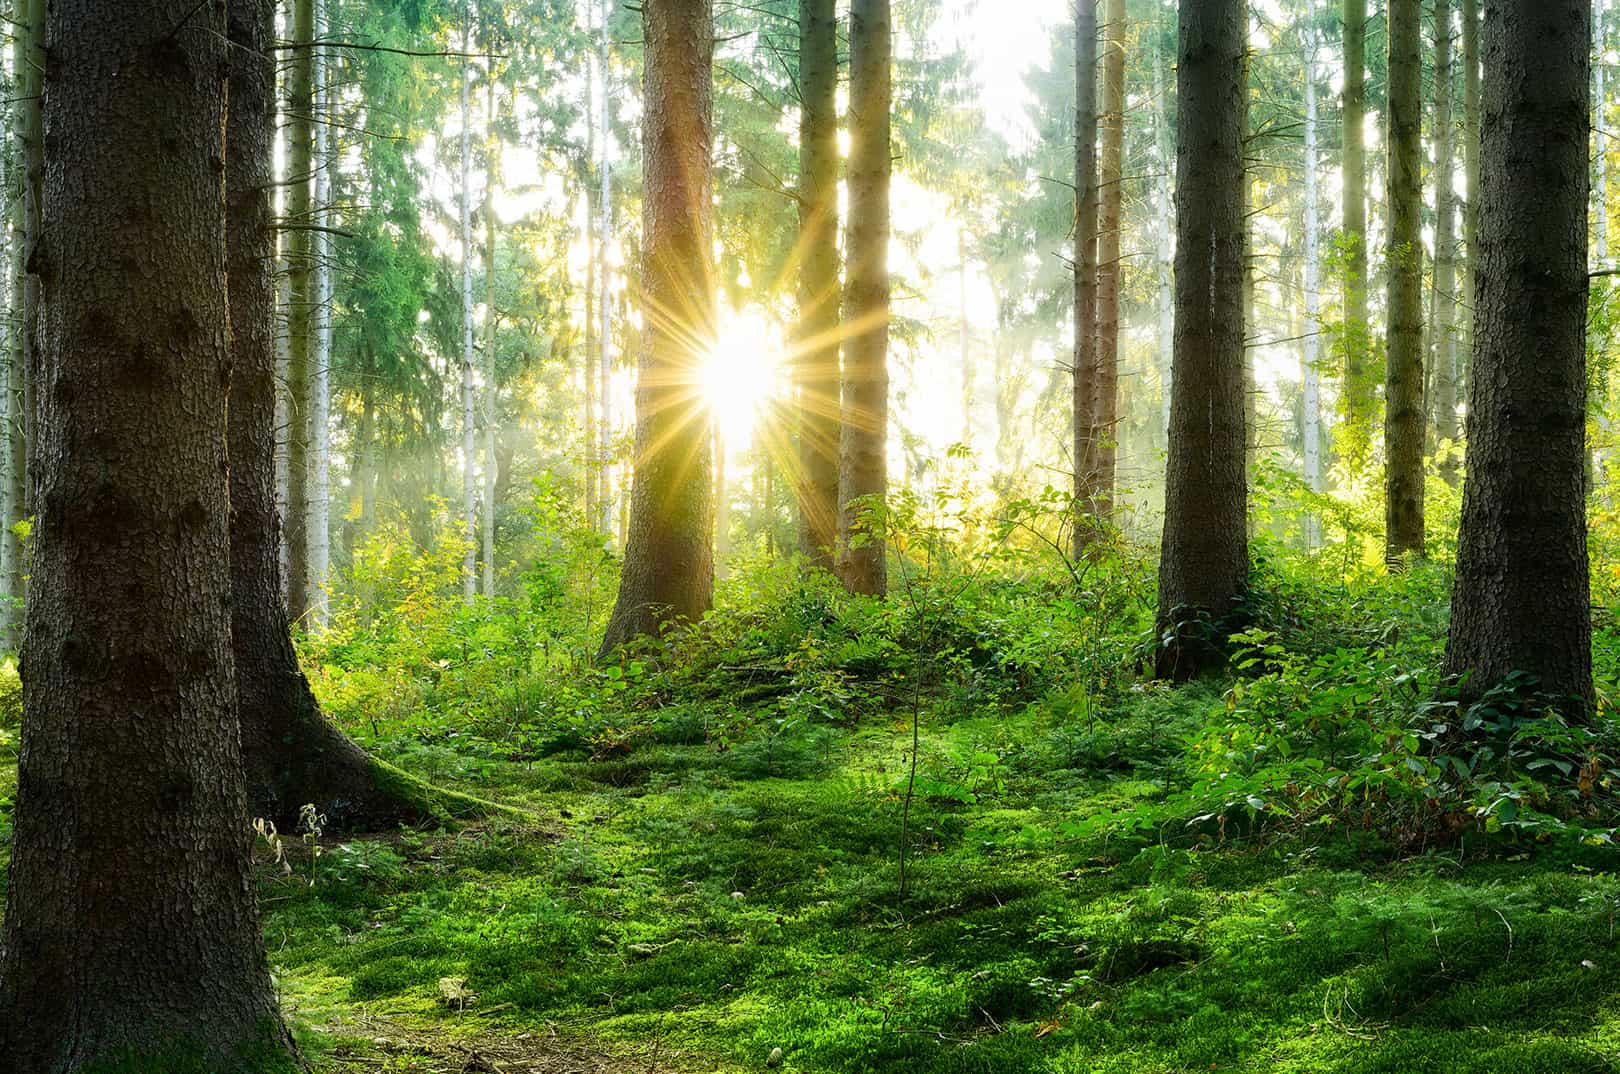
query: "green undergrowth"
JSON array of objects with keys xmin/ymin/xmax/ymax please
[{"xmin": 265, "ymin": 687, "xmax": 1620, "ymax": 1073}]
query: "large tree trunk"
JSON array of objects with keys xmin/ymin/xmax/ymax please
[
  {"xmin": 1385, "ymin": 0, "xmax": 1425, "ymax": 564},
  {"xmin": 286, "ymin": 0, "xmax": 316, "ymax": 625},
  {"xmin": 1433, "ymin": 0, "xmax": 1460, "ymax": 484},
  {"xmin": 229, "ymin": 0, "xmax": 435, "ymax": 834},
  {"xmin": 1156, "ymin": 0, "xmax": 1248, "ymax": 681},
  {"xmin": 1094, "ymin": 0, "xmax": 1125, "ymax": 522},
  {"xmin": 1446, "ymin": 0, "xmax": 1591, "ymax": 709},
  {"xmin": 838, "ymin": 0, "xmax": 890, "ymax": 596},
  {"xmin": 1340, "ymin": 0, "xmax": 1373, "ymax": 465},
  {"xmin": 796, "ymin": 0, "xmax": 840, "ymax": 570},
  {"xmin": 599, "ymin": 0, "xmax": 716, "ymax": 651},
  {"xmin": 0, "ymin": 1, "xmax": 302, "ymax": 1065},
  {"xmin": 1072, "ymin": 0, "xmax": 1100, "ymax": 554}
]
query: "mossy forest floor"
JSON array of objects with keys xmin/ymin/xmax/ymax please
[{"xmin": 251, "ymin": 687, "xmax": 1620, "ymax": 1074}]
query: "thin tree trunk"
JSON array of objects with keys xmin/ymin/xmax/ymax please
[
  {"xmin": 796, "ymin": 0, "xmax": 840, "ymax": 568},
  {"xmin": 1302, "ymin": 0, "xmax": 1323, "ymax": 545},
  {"xmin": 1341, "ymin": 0, "xmax": 1373, "ymax": 464},
  {"xmin": 1156, "ymin": 0, "xmax": 1248, "ymax": 681},
  {"xmin": 959, "ymin": 224, "xmax": 973, "ymax": 448},
  {"xmin": 1385, "ymin": 0, "xmax": 1425, "ymax": 564},
  {"xmin": 598, "ymin": 0, "xmax": 615, "ymax": 539},
  {"xmin": 483, "ymin": 68, "xmax": 500, "ymax": 597},
  {"xmin": 310, "ymin": 0, "xmax": 333, "ymax": 627},
  {"xmin": 286, "ymin": 0, "xmax": 315, "ymax": 625},
  {"xmin": 0, "ymin": 1, "xmax": 302, "ymax": 1064},
  {"xmin": 715, "ymin": 418, "xmax": 730, "ymax": 579},
  {"xmin": 1598, "ymin": 0, "xmax": 1610, "ymax": 266},
  {"xmin": 1073, "ymin": 0, "xmax": 1100, "ymax": 552},
  {"xmin": 460, "ymin": 4, "xmax": 478, "ymax": 604},
  {"xmin": 1094, "ymin": 0, "xmax": 1125, "ymax": 521},
  {"xmin": 2, "ymin": 0, "xmax": 39, "ymax": 649},
  {"xmin": 1445, "ymin": 0, "xmax": 1591, "ymax": 710},
  {"xmin": 1461, "ymin": 0, "xmax": 1480, "ymax": 407},
  {"xmin": 1153, "ymin": 25, "xmax": 1174, "ymax": 446},
  {"xmin": 599, "ymin": 0, "xmax": 717, "ymax": 652},
  {"xmin": 584, "ymin": 48, "xmax": 598, "ymax": 532},
  {"xmin": 838, "ymin": 0, "xmax": 891, "ymax": 596},
  {"xmin": 1434, "ymin": 0, "xmax": 1460, "ymax": 484}
]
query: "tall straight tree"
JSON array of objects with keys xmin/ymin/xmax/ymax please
[
  {"xmin": 0, "ymin": 0, "xmax": 302, "ymax": 1065},
  {"xmin": 310, "ymin": 0, "xmax": 334, "ymax": 625},
  {"xmin": 796, "ymin": 0, "xmax": 841, "ymax": 570},
  {"xmin": 459, "ymin": 4, "xmax": 478, "ymax": 604},
  {"xmin": 838, "ymin": 0, "xmax": 891, "ymax": 596},
  {"xmin": 1340, "ymin": 0, "xmax": 1373, "ymax": 463},
  {"xmin": 1432, "ymin": 0, "xmax": 1460, "ymax": 483},
  {"xmin": 599, "ymin": 0, "xmax": 717, "ymax": 651},
  {"xmin": 1072, "ymin": 0, "xmax": 1100, "ymax": 552},
  {"xmin": 1462, "ymin": 0, "xmax": 1480, "ymax": 374},
  {"xmin": 1093, "ymin": 0, "xmax": 1126, "ymax": 520},
  {"xmin": 1156, "ymin": 0, "xmax": 1248, "ymax": 680},
  {"xmin": 1385, "ymin": 0, "xmax": 1425, "ymax": 563},
  {"xmin": 286, "ymin": 0, "xmax": 316, "ymax": 624},
  {"xmin": 1445, "ymin": 0, "xmax": 1591, "ymax": 708},
  {"xmin": 597, "ymin": 0, "xmax": 615, "ymax": 538},
  {"xmin": 1301, "ymin": 0, "xmax": 1324, "ymax": 544},
  {"xmin": 2, "ymin": 0, "xmax": 40, "ymax": 647},
  {"xmin": 230, "ymin": 0, "xmax": 430, "ymax": 832}
]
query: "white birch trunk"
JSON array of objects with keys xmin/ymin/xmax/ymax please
[{"xmin": 459, "ymin": 5, "xmax": 478, "ymax": 604}]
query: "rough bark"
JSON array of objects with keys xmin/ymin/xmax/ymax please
[
  {"xmin": 310, "ymin": 0, "xmax": 333, "ymax": 626},
  {"xmin": 1340, "ymin": 0, "xmax": 1373, "ymax": 464},
  {"xmin": 838, "ymin": 0, "xmax": 890, "ymax": 596},
  {"xmin": 599, "ymin": 0, "xmax": 717, "ymax": 651},
  {"xmin": 286, "ymin": 0, "xmax": 315, "ymax": 625},
  {"xmin": 1093, "ymin": 0, "xmax": 1125, "ymax": 521},
  {"xmin": 1445, "ymin": 0, "xmax": 1591, "ymax": 710},
  {"xmin": 229, "ymin": 0, "xmax": 436, "ymax": 834},
  {"xmin": 1156, "ymin": 0, "xmax": 1248, "ymax": 681},
  {"xmin": 1433, "ymin": 0, "xmax": 1460, "ymax": 483},
  {"xmin": 796, "ymin": 0, "xmax": 840, "ymax": 570},
  {"xmin": 1072, "ymin": 0, "xmax": 1100, "ymax": 553},
  {"xmin": 0, "ymin": 1, "xmax": 302, "ymax": 1065},
  {"xmin": 1385, "ymin": 0, "xmax": 1425, "ymax": 564}
]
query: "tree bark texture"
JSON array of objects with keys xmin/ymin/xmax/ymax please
[
  {"xmin": 1385, "ymin": 0, "xmax": 1426, "ymax": 564},
  {"xmin": 1156, "ymin": 0, "xmax": 1248, "ymax": 681},
  {"xmin": 1433, "ymin": 0, "xmax": 1460, "ymax": 483},
  {"xmin": 1445, "ymin": 0, "xmax": 1592, "ymax": 710},
  {"xmin": 796, "ymin": 0, "xmax": 840, "ymax": 570},
  {"xmin": 1340, "ymin": 0, "xmax": 1373, "ymax": 464},
  {"xmin": 1072, "ymin": 0, "xmax": 1100, "ymax": 554},
  {"xmin": 838, "ymin": 0, "xmax": 890, "ymax": 596},
  {"xmin": 600, "ymin": 0, "xmax": 717, "ymax": 651},
  {"xmin": 0, "ymin": 1, "xmax": 301, "ymax": 1066},
  {"xmin": 1093, "ymin": 0, "xmax": 1125, "ymax": 522},
  {"xmin": 285, "ymin": 0, "xmax": 315, "ymax": 626}
]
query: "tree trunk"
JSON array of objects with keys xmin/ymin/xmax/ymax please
[
  {"xmin": 286, "ymin": 0, "xmax": 315, "ymax": 625},
  {"xmin": 1072, "ymin": 0, "xmax": 1100, "ymax": 553},
  {"xmin": 483, "ymin": 71, "xmax": 500, "ymax": 597},
  {"xmin": 0, "ymin": 1, "xmax": 302, "ymax": 1065},
  {"xmin": 1445, "ymin": 0, "xmax": 1591, "ymax": 710},
  {"xmin": 2, "ymin": 0, "xmax": 39, "ymax": 650},
  {"xmin": 1302, "ymin": 0, "xmax": 1323, "ymax": 545},
  {"xmin": 796, "ymin": 0, "xmax": 840, "ymax": 569},
  {"xmin": 598, "ymin": 0, "xmax": 615, "ymax": 540},
  {"xmin": 1433, "ymin": 0, "xmax": 1460, "ymax": 484},
  {"xmin": 228, "ymin": 0, "xmax": 435, "ymax": 835},
  {"xmin": 1598, "ymin": 0, "xmax": 1610, "ymax": 266},
  {"xmin": 1385, "ymin": 0, "xmax": 1425, "ymax": 564},
  {"xmin": 959, "ymin": 224, "xmax": 973, "ymax": 448},
  {"xmin": 1461, "ymin": 0, "xmax": 1480, "ymax": 406},
  {"xmin": 599, "ymin": 0, "xmax": 717, "ymax": 652},
  {"xmin": 1153, "ymin": 25, "xmax": 1174, "ymax": 446},
  {"xmin": 1156, "ymin": 0, "xmax": 1248, "ymax": 681},
  {"xmin": 584, "ymin": 49, "xmax": 598, "ymax": 533},
  {"xmin": 459, "ymin": 5, "xmax": 478, "ymax": 604},
  {"xmin": 310, "ymin": 0, "xmax": 333, "ymax": 627},
  {"xmin": 1094, "ymin": 0, "xmax": 1125, "ymax": 521},
  {"xmin": 1340, "ymin": 0, "xmax": 1373, "ymax": 465},
  {"xmin": 838, "ymin": 0, "xmax": 890, "ymax": 596}
]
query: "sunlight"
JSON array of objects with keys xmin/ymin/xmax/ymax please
[{"xmin": 701, "ymin": 307, "xmax": 783, "ymax": 451}]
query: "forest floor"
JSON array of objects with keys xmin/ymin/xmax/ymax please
[{"xmin": 250, "ymin": 684, "xmax": 1620, "ymax": 1074}]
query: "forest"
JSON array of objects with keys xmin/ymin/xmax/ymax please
[{"xmin": 0, "ymin": 0, "xmax": 1614, "ymax": 1071}]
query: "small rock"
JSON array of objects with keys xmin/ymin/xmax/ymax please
[
  {"xmin": 731, "ymin": 891, "xmax": 746, "ymax": 901},
  {"xmin": 766, "ymin": 1046, "xmax": 784, "ymax": 1067}
]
